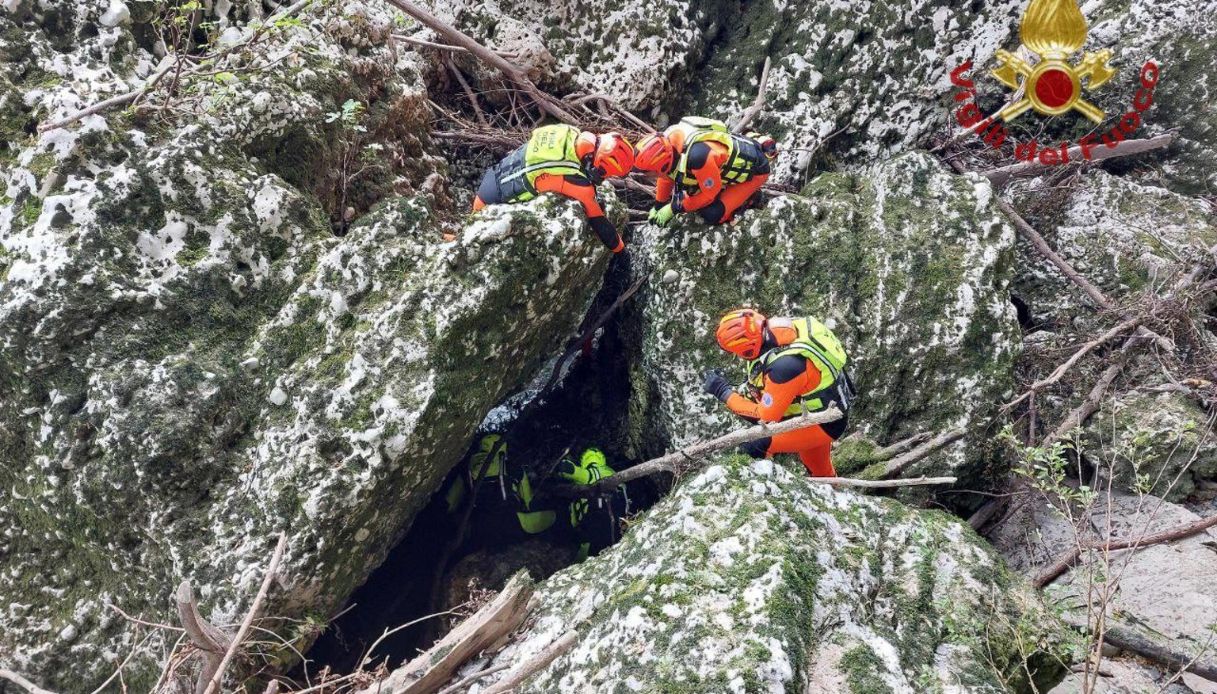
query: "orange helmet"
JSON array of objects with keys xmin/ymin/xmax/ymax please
[
  {"xmin": 593, "ymin": 132, "xmax": 634, "ymax": 178},
  {"xmin": 715, "ymin": 309, "xmax": 767, "ymax": 360},
  {"xmin": 634, "ymin": 133, "xmax": 675, "ymax": 175}
]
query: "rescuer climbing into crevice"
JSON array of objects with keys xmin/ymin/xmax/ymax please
[
  {"xmin": 704, "ymin": 309, "xmax": 856, "ymax": 477},
  {"xmin": 633, "ymin": 116, "xmax": 778, "ymax": 226},
  {"xmin": 472, "ymin": 124, "xmax": 635, "ymax": 253},
  {"xmin": 444, "ymin": 434, "xmax": 632, "ymax": 561}
]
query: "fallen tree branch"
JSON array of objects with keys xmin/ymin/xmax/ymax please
[
  {"xmin": 1002, "ymin": 316, "xmax": 1142, "ymax": 415},
  {"xmin": 1061, "ymin": 614, "xmax": 1217, "ymax": 682},
  {"xmin": 481, "ymin": 630, "xmax": 579, "ymax": 694},
  {"xmin": 1044, "ymin": 343, "xmax": 1137, "ymax": 445},
  {"xmin": 38, "ymin": 60, "xmax": 175, "ymax": 132},
  {"xmin": 553, "ymin": 408, "xmax": 844, "ymax": 496},
  {"xmin": 982, "ymin": 134, "xmax": 1174, "ymax": 187},
  {"xmin": 175, "ymin": 581, "xmax": 231, "ymax": 694},
  {"xmin": 880, "ymin": 427, "xmax": 966, "ymax": 478},
  {"xmin": 383, "ymin": 0, "xmax": 578, "ymax": 123},
  {"xmin": 355, "ymin": 573, "xmax": 535, "ymax": 694},
  {"xmin": 1033, "ymin": 509, "xmax": 1217, "ymax": 588},
  {"xmin": 436, "ymin": 664, "xmax": 511, "ymax": 694},
  {"xmin": 392, "ymin": 33, "xmax": 518, "ymax": 60},
  {"xmin": 40, "ymin": 0, "xmax": 313, "ymax": 132},
  {"xmin": 868, "ymin": 431, "xmax": 932, "ymax": 461},
  {"xmin": 948, "ymin": 158, "xmax": 1172, "ymax": 351},
  {"xmin": 732, "ymin": 56, "xmax": 771, "ymax": 134},
  {"xmin": 815, "ymin": 475, "xmax": 958, "ymax": 488},
  {"xmin": 445, "ymin": 58, "xmax": 489, "ymax": 127},
  {"xmin": 202, "ymin": 532, "xmax": 288, "ymax": 694},
  {"xmin": 539, "ymin": 270, "xmax": 650, "ymax": 396},
  {"xmin": 0, "ymin": 669, "xmax": 58, "ymax": 694}
]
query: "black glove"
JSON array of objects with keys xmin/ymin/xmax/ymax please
[{"xmin": 702, "ymin": 370, "xmax": 733, "ymax": 402}]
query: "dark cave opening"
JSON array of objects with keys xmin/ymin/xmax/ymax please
[{"xmin": 297, "ymin": 256, "xmax": 666, "ymax": 677}]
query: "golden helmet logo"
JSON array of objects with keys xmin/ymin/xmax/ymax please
[
  {"xmin": 948, "ymin": 0, "xmax": 1162, "ymax": 167},
  {"xmin": 991, "ymin": 0, "xmax": 1115, "ymax": 123}
]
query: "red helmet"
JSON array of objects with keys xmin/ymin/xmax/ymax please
[
  {"xmin": 634, "ymin": 133, "xmax": 675, "ymax": 175},
  {"xmin": 716, "ymin": 309, "xmax": 767, "ymax": 360},
  {"xmin": 594, "ymin": 132, "xmax": 634, "ymax": 178}
]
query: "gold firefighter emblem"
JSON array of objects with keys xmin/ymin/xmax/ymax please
[{"xmin": 991, "ymin": 0, "xmax": 1115, "ymax": 123}]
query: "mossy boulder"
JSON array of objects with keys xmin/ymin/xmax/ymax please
[
  {"xmin": 1081, "ymin": 390, "xmax": 1217, "ymax": 502},
  {"xmin": 0, "ymin": 112, "xmax": 613, "ymax": 688},
  {"xmin": 478, "ymin": 458, "xmax": 1067, "ymax": 693},
  {"xmin": 633, "ymin": 151, "xmax": 1021, "ymax": 484},
  {"xmin": 1007, "ymin": 170, "xmax": 1217, "ymax": 326}
]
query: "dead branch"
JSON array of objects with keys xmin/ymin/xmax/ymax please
[
  {"xmin": 435, "ymin": 664, "xmax": 511, "ymax": 694},
  {"xmin": 983, "ymin": 134, "xmax": 1174, "ymax": 187},
  {"xmin": 175, "ymin": 581, "xmax": 231, "ymax": 694},
  {"xmin": 949, "ymin": 158, "xmax": 1174, "ymax": 352},
  {"xmin": 554, "ymin": 408, "xmax": 844, "ymax": 497},
  {"xmin": 355, "ymin": 573, "xmax": 535, "ymax": 694},
  {"xmin": 360, "ymin": 606, "xmax": 466, "ymax": 670},
  {"xmin": 383, "ymin": 0, "xmax": 578, "ymax": 124},
  {"xmin": 1033, "ymin": 509, "xmax": 1217, "ymax": 588},
  {"xmin": 392, "ymin": 33, "xmax": 518, "ymax": 60},
  {"xmin": 202, "ymin": 532, "xmax": 289, "ymax": 694},
  {"xmin": 1002, "ymin": 316, "xmax": 1142, "ymax": 415},
  {"xmin": 0, "ymin": 669, "xmax": 58, "ymax": 694},
  {"xmin": 1060, "ymin": 614, "xmax": 1217, "ymax": 682},
  {"xmin": 566, "ymin": 93, "xmax": 655, "ymax": 133},
  {"xmin": 815, "ymin": 475, "xmax": 958, "ymax": 488},
  {"xmin": 39, "ymin": 60, "xmax": 175, "ymax": 132},
  {"xmin": 445, "ymin": 58, "xmax": 489, "ymax": 127},
  {"xmin": 880, "ymin": 427, "xmax": 966, "ymax": 478},
  {"xmin": 481, "ymin": 631, "xmax": 579, "ymax": 694},
  {"xmin": 868, "ymin": 431, "xmax": 932, "ymax": 461},
  {"xmin": 1044, "ymin": 343, "xmax": 1138, "ymax": 444},
  {"xmin": 967, "ymin": 497, "xmax": 1003, "ymax": 531},
  {"xmin": 40, "ymin": 0, "xmax": 313, "ymax": 132},
  {"xmin": 431, "ymin": 129, "xmax": 526, "ymax": 150},
  {"xmin": 732, "ymin": 57, "xmax": 771, "ymax": 134}
]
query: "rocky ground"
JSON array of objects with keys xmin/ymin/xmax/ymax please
[{"xmin": 1, "ymin": 0, "xmax": 1215, "ymax": 692}]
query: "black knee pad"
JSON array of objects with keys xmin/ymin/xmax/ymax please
[
  {"xmin": 699, "ymin": 201, "xmax": 725, "ymax": 224},
  {"xmin": 741, "ymin": 437, "xmax": 771, "ymax": 459}
]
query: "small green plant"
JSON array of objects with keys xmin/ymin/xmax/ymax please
[{"xmin": 324, "ymin": 99, "xmax": 383, "ymax": 232}]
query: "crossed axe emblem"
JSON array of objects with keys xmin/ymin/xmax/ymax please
[{"xmin": 992, "ymin": 48, "xmax": 1115, "ymax": 123}]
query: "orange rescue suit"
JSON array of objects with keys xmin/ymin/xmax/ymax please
[
  {"xmin": 722, "ymin": 321, "xmax": 841, "ymax": 477},
  {"xmin": 655, "ymin": 140, "xmax": 769, "ymax": 224},
  {"xmin": 474, "ymin": 174, "xmax": 624, "ymax": 253}
]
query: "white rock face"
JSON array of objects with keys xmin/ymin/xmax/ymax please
[
  {"xmin": 634, "ymin": 152, "xmax": 1020, "ymax": 481},
  {"xmin": 473, "ymin": 459, "xmax": 1064, "ymax": 693},
  {"xmin": 0, "ymin": 2, "xmax": 615, "ymax": 689},
  {"xmin": 98, "ymin": 0, "xmax": 129, "ymax": 27}
]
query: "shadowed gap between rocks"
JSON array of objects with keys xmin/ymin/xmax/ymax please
[{"xmin": 296, "ymin": 254, "xmax": 668, "ymax": 676}]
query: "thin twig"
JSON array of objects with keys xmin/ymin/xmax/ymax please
[
  {"xmin": 732, "ymin": 56, "xmax": 771, "ymax": 134},
  {"xmin": 202, "ymin": 532, "xmax": 289, "ymax": 694},
  {"xmin": 0, "ymin": 670, "xmax": 58, "ymax": 694}
]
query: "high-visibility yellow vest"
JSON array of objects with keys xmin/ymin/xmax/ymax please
[
  {"xmin": 498, "ymin": 124, "xmax": 585, "ymax": 202},
  {"xmin": 747, "ymin": 317, "xmax": 850, "ymax": 416},
  {"xmin": 671, "ymin": 117, "xmax": 763, "ymax": 188}
]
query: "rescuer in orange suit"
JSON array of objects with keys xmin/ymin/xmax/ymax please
[
  {"xmin": 472, "ymin": 124, "xmax": 634, "ymax": 253},
  {"xmin": 632, "ymin": 116, "xmax": 776, "ymax": 226},
  {"xmin": 703, "ymin": 309, "xmax": 855, "ymax": 477}
]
